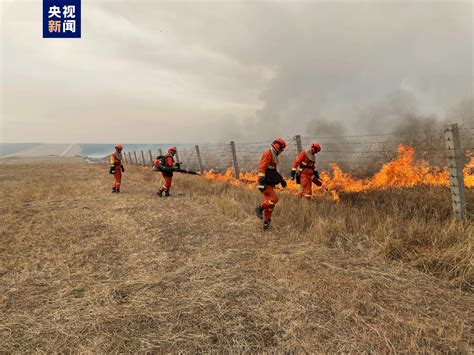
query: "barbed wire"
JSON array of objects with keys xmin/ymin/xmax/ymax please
[
  {"xmin": 300, "ymin": 129, "xmax": 445, "ymax": 140},
  {"xmin": 125, "ymin": 125, "xmax": 473, "ymax": 175}
]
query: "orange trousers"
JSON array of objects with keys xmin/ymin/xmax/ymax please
[
  {"xmin": 299, "ymin": 173, "xmax": 312, "ymax": 200},
  {"xmin": 113, "ymin": 169, "xmax": 122, "ymax": 189},
  {"xmin": 260, "ymin": 185, "xmax": 279, "ymax": 220},
  {"xmin": 160, "ymin": 174, "xmax": 172, "ymax": 192}
]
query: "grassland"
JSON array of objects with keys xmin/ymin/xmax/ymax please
[{"xmin": 0, "ymin": 158, "xmax": 472, "ymax": 352}]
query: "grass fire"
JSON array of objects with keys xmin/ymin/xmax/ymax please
[{"xmin": 203, "ymin": 144, "xmax": 474, "ymax": 201}]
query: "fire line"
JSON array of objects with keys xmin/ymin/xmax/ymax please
[{"xmin": 202, "ymin": 145, "xmax": 474, "ymax": 201}]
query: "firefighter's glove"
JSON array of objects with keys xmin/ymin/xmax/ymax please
[
  {"xmin": 280, "ymin": 179, "xmax": 287, "ymax": 188},
  {"xmin": 175, "ymin": 162, "xmax": 181, "ymax": 169},
  {"xmin": 258, "ymin": 177, "xmax": 266, "ymax": 193},
  {"xmin": 109, "ymin": 166, "xmax": 115, "ymax": 174},
  {"xmin": 121, "ymin": 165, "xmax": 125, "ymax": 172},
  {"xmin": 290, "ymin": 170, "xmax": 296, "ymax": 180},
  {"xmin": 314, "ymin": 170, "xmax": 320, "ymax": 180},
  {"xmin": 296, "ymin": 174, "xmax": 301, "ymax": 185}
]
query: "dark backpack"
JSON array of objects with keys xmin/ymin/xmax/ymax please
[
  {"xmin": 153, "ymin": 155, "xmax": 174, "ymax": 176},
  {"xmin": 265, "ymin": 168, "xmax": 284, "ymax": 186}
]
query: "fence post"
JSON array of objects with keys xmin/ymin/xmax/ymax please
[
  {"xmin": 444, "ymin": 123, "xmax": 467, "ymax": 221},
  {"xmin": 230, "ymin": 141, "xmax": 240, "ymax": 179},
  {"xmin": 159, "ymin": 148, "xmax": 163, "ymax": 156},
  {"xmin": 133, "ymin": 151, "xmax": 138, "ymax": 165},
  {"xmin": 140, "ymin": 150, "xmax": 146, "ymax": 166},
  {"xmin": 122, "ymin": 153, "xmax": 127, "ymax": 164},
  {"xmin": 148, "ymin": 150, "xmax": 153, "ymax": 166},
  {"xmin": 128, "ymin": 152, "xmax": 132, "ymax": 165},
  {"xmin": 195, "ymin": 145, "xmax": 204, "ymax": 172},
  {"xmin": 295, "ymin": 135, "xmax": 303, "ymax": 154}
]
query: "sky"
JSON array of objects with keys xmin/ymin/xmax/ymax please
[{"xmin": 1, "ymin": 0, "xmax": 473, "ymax": 144}]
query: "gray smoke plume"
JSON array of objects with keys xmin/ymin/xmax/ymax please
[
  {"xmin": 356, "ymin": 90, "xmax": 440, "ymax": 136},
  {"xmin": 247, "ymin": 1, "xmax": 472, "ymax": 142},
  {"xmin": 1, "ymin": 1, "xmax": 472, "ymax": 145}
]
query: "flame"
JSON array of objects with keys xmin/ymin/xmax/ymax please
[
  {"xmin": 464, "ymin": 152, "xmax": 474, "ymax": 187},
  {"xmin": 203, "ymin": 145, "xmax": 473, "ymax": 201}
]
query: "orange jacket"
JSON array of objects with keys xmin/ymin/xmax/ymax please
[
  {"xmin": 163, "ymin": 154, "xmax": 175, "ymax": 167},
  {"xmin": 258, "ymin": 148, "xmax": 283, "ymax": 186},
  {"xmin": 258, "ymin": 149, "xmax": 277, "ymax": 178},
  {"xmin": 110, "ymin": 152, "xmax": 122, "ymax": 167},
  {"xmin": 292, "ymin": 150, "xmax": 315, "ymax": 176}
]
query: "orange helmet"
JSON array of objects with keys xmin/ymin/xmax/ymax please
[
  {"xmin": 271, "ymin": 137, "xmax": 286, "ymax": 151},
  {"xmin": 115, "ymin": 144, "xmax": 123, "ymax": 151},
  {"xmin": 310, "ymin": 143, "xmax": 321, "ymax": 154},
  {"xmin": 168, "ymin": 147, "xmax": 177, "ymax": 154}
]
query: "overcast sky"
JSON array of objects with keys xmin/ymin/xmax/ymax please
[{"xmin": 1, "ymin": 0, "xmax": 472, "ymax": 143}]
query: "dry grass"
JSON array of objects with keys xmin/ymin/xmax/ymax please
[{"xmin": 0, "ymin": 158, "xmax": 473, "ymax": 352}]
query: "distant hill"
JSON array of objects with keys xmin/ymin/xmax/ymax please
[
  {"xmin": 0, "ymin": 143, "xmax": 42, "ymax": 157},
  {"xmin": 0, "ymin": 144, "xmax": 81, "ymax": 158},
  {"xmin": 79, "ymin": 144, "xmax": 173, "ymax": 158},
  {"xmin": 0, "ymin": 143, "xmax": 188, "ymax": 158}
]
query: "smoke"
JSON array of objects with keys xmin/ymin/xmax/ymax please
[
  {"xmin": 355, "ymin": 90, "xmax": 440, "ymax": 136},
  {"xmin": 246, "ymin": 1, "xmax": 472, "ymax": 142},
  {"xmin": 299, "ymin": 90, "xmax": 442, "ymax": 156},
  {"xmin": 300, "ymin": 91, "xmax": 474, "ymax": 173},
  {"xmin": 447, "ymin": 97, "xmax": 474, "ymax": 125},
  {"xmin": 306, "ymin": 118, "xmax": 348, "ymax": 138},
  {"xmin": 2, "ymin": 1, "xmax": 472, "ymax": 144}
]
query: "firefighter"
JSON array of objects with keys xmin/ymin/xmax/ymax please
[
  {"xmin": 290, "ymin": 143, "xmax": 322, "ymax": 200},
  {"xmin": 109, "ymin": 145, "xmax": 125, "ymax": 193},
  {"xmin": 255, "ymin": 138, "xmax": 287, "ymax": 230},
  {"xmin": 156, "ymin": 147, "xmax": 180, "ymax": 197}
]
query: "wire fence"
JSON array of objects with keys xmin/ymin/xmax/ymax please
[
  {"xmin": 124, "ymin": 122, "xmax": 473, "ymax": 177},
  {"xmin": 120, "ymin": 122, "xmax": 472, "ymax": 220}
]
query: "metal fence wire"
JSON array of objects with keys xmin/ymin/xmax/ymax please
[
  {"xmin": 125, "ymin": 125, "xmax": 473, "ymax": 176},
  {"xmin": 122, "ymin": 122, "xmax": 472, "ymax": 220}
]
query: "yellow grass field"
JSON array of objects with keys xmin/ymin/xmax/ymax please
[{"xmin": 1, "ymin": 157, "xmax": 472, "ymax": 352}]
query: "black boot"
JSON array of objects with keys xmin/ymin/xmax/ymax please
[
  {"xmin": 263, "ymin": 219, "xmax": 271, "ymax": 230},
  {"xmin": 165, "ymin": 191, "xmax": 170, "ymax": 197},
  {"xmin": 255, "ymin": 205, "xmax": 263, "ymax": 220},
  {"xmin": 116, "ymin": 188, "xmax": 120, "ymax": 193},
  {"xmin": 112, "ymin": 187, "xmax": 117, "ymax": 193},
  {"xmin": 156, "ymin": 190, "xmax": 163, "ymax": 197}
]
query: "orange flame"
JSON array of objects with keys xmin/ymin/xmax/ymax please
[{"xmin": 203, "ymin": 145, "xmax": 473, "ymax": 201}]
